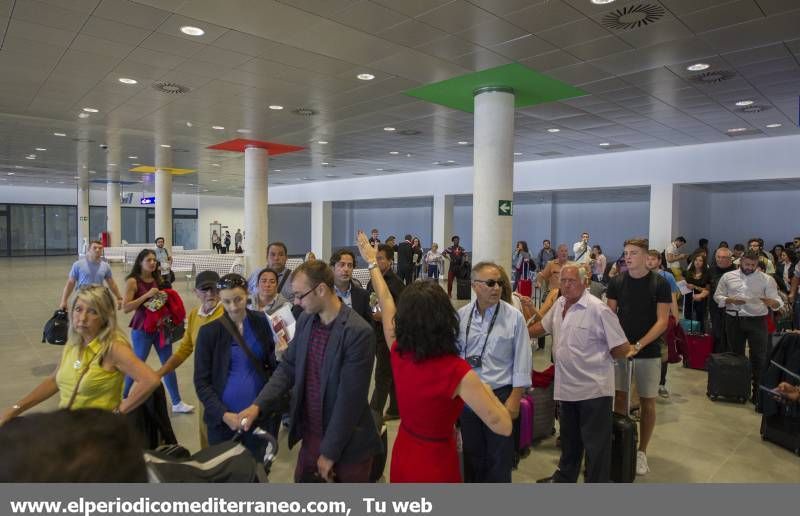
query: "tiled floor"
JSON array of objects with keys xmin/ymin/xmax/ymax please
[{"xmin": 2, "ymin": 256, "xmax": 798, "ymax": 482}]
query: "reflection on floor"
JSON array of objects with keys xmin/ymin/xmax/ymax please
[{"xmin": 2, "ymin": 257, "xmax": 797, "ymax": 483}]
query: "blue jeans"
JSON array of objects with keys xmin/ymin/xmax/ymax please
[{"xmin": 124, "ymin": 329, "xmax": 182, "ymax": 405}]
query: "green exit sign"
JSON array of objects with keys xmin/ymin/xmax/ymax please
[{"xmin": 498, "ymin": 200, "xmax": 513, "ymax": 216}]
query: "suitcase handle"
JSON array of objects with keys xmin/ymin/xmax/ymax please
[{"xmin": 626, "ymin": 358, "xmax": 634, "ymax": 415}]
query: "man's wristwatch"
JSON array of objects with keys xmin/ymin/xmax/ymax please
[
  {"xmin": 368, "ymin": 262, "xmax": 378, "ymax": 270},
  {"xmin": 634, "ymin": 342, "xmax": 642, "ymax": 352}
]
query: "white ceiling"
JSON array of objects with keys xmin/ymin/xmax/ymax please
[{"xmin": 0, "ymin": 0, "xmax": 799, "ymax": 195}]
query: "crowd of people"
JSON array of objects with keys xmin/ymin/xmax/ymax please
[{"xmin": 1, "ymin": 228, "xmax": 798, "ymax": 484}]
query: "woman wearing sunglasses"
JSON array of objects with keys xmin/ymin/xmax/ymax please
[
  {"xmin": 194, "ymin": 273, "xmax": 281, "ymax": 459},
  {"xmin": 1, "ymin": 285, "xmax": 160, "ymax": 425},
  {"xmin": 356, "ymin": 231, "xmax": 511, "ymax": 483}
]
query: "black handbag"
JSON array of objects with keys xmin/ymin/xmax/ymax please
[{"xmin": 42, "ymin": 309, "xmax": 69, "ymax": 345}]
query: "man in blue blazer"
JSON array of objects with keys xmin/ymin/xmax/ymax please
[{"xmin": 239, "ymin": 260, "xmax": 382, "ymax": 482}]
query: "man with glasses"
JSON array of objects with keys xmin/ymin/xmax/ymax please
[
  {"xmin": 457, "ymin": 261, "xmax": 531, "ymax": 482},
  {"xmin": 247, "ymin": 241, "xmax": 294, "ymax": 302},
  {"xmin": 329, "ymin": 249, "xmax": 370, "ymax": 323},
  {"xmin": 59, "ymin": 239, "xmax": 123, "ymax": 311},
  {"xmin": 366, "ymin": 244, "xmax": 405, "ymax": 421},
  {"xmin": 709, "ymin": 247, "xmax": 737, "ymax": 353},
  {"xmin": 239, "ymin": 260, "xmax": 381, "ymax": 482}
]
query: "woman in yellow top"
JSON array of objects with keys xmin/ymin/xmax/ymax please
[{"xmin": 0, "ymin": 285, "xmax": 160, "ymax": 425}]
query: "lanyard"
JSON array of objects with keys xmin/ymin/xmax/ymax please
[{"xmin": 463, "ymin": 302, "xmax": 501, "ymax": 361}]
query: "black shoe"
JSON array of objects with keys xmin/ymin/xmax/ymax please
[{"xmin": 536, "ymin": 475, "xmax": 556, "ymax": 483}]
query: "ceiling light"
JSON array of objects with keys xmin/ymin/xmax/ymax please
[
  {"xmin": 211, "ymin": 163, "xmax": 220, "ymax": 167},
  {"xmin": 406, "ymin": 153, "xmax": 413, "ymax": 157},
  {"xmin": 89, "ymin": 170, "xmax": 96, "ymax": 174},
  {"xmin": 591, "ymin": 0, "xmax": 616, "ymax": 4},
  {"xmin": 317, "ymin": 140, "xmax": 328, "ymax": 145},
  {"xmin": 457, "ymin": 141, "xmax": 469, "ymax": 145},
  {"xmin": 383, "ymin": 127, "xmax": 396, "ymax": 132},
  {"xmin": 160, "ymin": 144, "xmax": 171, "ymax": 148},
  {"xmin": 108, "ymin": 163, "xmax": 116, "ymax": 166},
  {"xmin": 547, "ymin": 128, "xmax": 561, "ymax": 133},
  {"xmin": 212, "ymin": 125, "xmax": 224, "ymax": 130},
  {"xmin": 325, "ymin": 174, "xmax": 337, "ymax": 178},
  {"xmin": 268, "ymin": 105, "xmax": 284, "ymax": 110},
  {"xmin": 180, "ymin": 26, "xmax": 204, "ymax": 36},
  {"xmin": 118, "ymin": 78, "xmax": 137, "ymax": 85},
  {"xmin": 211, "ymin": 179, "xmax": 218, "ymax": 182},
  {"xmin": 186, "ymin": 121, "xmax": 193, "ymax": 127},
  {"xmin": 357, "ymin": 73, "xmax": 375, "ymax": 81},
  {"xmin": 132, "ymin": 163, "xmax": 141, "ymax": 166},
  {"xmin": 25, "ymin": 155, "xmax": 36, "ymax": 160},
  {"xmin": 599, "ymin": 142, "xmax": 611, "ymax": 146},
  {"xmin": 82, "ymin": 107, "xmax": 99, "ymax": 113},
  {"xmin": 766, "ymin": 123, "xmax": 783, "ymax": 128},
  {"xmin": 78, "ymin": 113, "xmax": 90, "ymax": 118},
  {"xmin": 726, "ymin": 128, "xmax": 747, "ymax": 133},
  {"xmin": 274, "ymin": 169, "xmax": 281, "ymax": 172},
  {"xmin": 687, "ymin": 63, "xmax": 710, "ymax": 72},
  {"xmin": 236, "ymin": 129, "xmax": 251, "ymax": 134},
  {"xmin": 389, "ymin": 151, "xmax": 399, "ymax": 155},
  {"xmin": 35, "ymin": 147, "xmax": 46, "ymax": 151},
  {"xmin": 321, "ymin": 162, "xmax": 329, "ymax": 166},
  {"xmin": 53, "ymin": 132, "xmax": 66, "ymax": 137},
  {"xmin": 128, "ymin": 156, "xmax": 138, "ymax": 159},
  {"xmin": 514, "ymin": 152, "xmax": 523, "ymax": 156},
  {"xmin": 376, "ymin": 168, "xmax": 384, "ymax": 171},
  {"xmin": 735, "ymin": 100, "xmax": 754, "ymax": 107},
  {"xmin": 7, "ymin": 172, "xmax": 15, "ymax": 175},
  {"xmin": 446, "ymin": 160, "xmax": 455, "ymax": 164},
  {"xmin": 73, "ymin": 175, "xmax": 79, "ymax": 179}
]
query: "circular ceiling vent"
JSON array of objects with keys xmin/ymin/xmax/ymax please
[
  {"xmin": 152, "ymin": 82, "xmax": 191, "ymax": 95},
  {"xmin": 292, "ymin": 107, "xmax": 317, "ymax": 116},
  {"xmin": 602, "ymin": 4, "xmax": 666, "ymax": 30},
  {"xmin": 689, "ymin": 70, "xmax": 736, "ymax": 84},
  {"xmin": 738, "ymin": 105, "xmax": 769, "ymax": 114}
]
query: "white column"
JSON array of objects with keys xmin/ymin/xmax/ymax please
[
  {"xmin": 76, "ymin": 142, "xmax": 89, "ymax": 254},
  {"xmin": 311, "ymin": 200, "xmax": 332, "ymax": 261},
  {"xmin": 648, "ymin": 183, "xmax": 678, "ymax": 252},
  {"xmin": 433, "ymin": 193, "xmax": 454, "ymax": 274},
  {"xmin": 472, "ymin": 87, "xmax": 515, "ymax": 268},
  {"xmin": 244, "ymin": 146, "xmax": 268, "ymax": 276},
  {"xmin": 106, "ymin": 163, "xmax": 121, "ymax": 246},
  {"xmin": 155, "ymin": 145, "xmax": 173, "ymax": 248}
]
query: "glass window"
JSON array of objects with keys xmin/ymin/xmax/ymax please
[
  {"xmin": 122, "ymin": 207, "xmax": 147, "ymax": 244},
  {"xmin": 147, "ymin": 208, "xmax": 155, "ymax": 244},
  {"xmin": 89, "ymin": 206, "xmax": 107, "ymax": 240},
  {"xmin": 173, "ymin": 209, "xmax": 197, "ymax": 249},
  {"xmin": 10, "ymin": 205, "xmax": 45, "ymax": 256},
  {"xmin": 45, "ymin": 205, "xmax": 77, "ymax": 255}
]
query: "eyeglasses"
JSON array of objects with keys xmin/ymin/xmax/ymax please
[
  {"xmin": 473, "ymin": 279, "xmax": 505, "ymax": 288},
  {"xmin": 294, "ymin": 283, "xmax": 320, "ymax": 301},
  {"xmin": 216, "ymin": 276, "xmax": 247, "ymax": 290}
]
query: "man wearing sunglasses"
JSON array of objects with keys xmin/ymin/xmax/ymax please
[
  {"xmin": 239, "ymin": 260, "xmax": 381, "ymax": 482},
  {"xmin": 457, "ymin": 262, "xmax": 531, "ymax": 483}
]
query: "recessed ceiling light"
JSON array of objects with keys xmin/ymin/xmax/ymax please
[
  {"xmin": 203, "ymin": 189, "xmax": 209, "ymax": 192},
  {"xmin": 687, "ymin": 63, "xmax": 710, "ymax": 72},
  {"xmin": 7, "ymin": 172, "xmax": 15, "ymax": 175},
  {"xmin": 268, "ymin": 105, "xmax": 284, "ymax": 110},
  {"xmin": 180, "ymin": 26, "xmax": 204, "ymax": 36},
  {"xmin": 446, "ymin": 160, "xmax": 455, "ymax": 164},
  {"xmin": 317, "ymin": 140, "xmax": 328, "ymax": 145},
  {"xmin": 766, "ymin": 123, "xmax": 783, "ymax": 128},
  {"xmin": 514, "ymin": 152, "xmax": 523, "ymax": 156},
  {"xmin": 89, "ymin": 170, "xmax": 96, "ymax": 174},
  {"xmin": 35, "ymin": 147, "xmax": 46, "ymax": 151},
  {"xmin": 132, "ymin": 163, "xmax": 141, "ymax": 166},
  {"xmin": 727, "ymin": 127, "xmax": 747, "ymax": 133},
  {"xmin": 73, "ymin": 175, "xmax": 79, "ymax": 179},
  {"xmin": 599, "ymin": 142, "xmax": 611, "ymax": 146},
  {"xmin": 78, "ymin": 113, "xmax": 90, "ymax": 118},
  {"xmin": 457, "ymin": 141, "xmax": 469, "ymax": 145},
  {"xmin": 118, "ymin": 78, "xmax": 137, "ymax": 85},
  {"xmin": 108, "ymin": 163, "xmax": 116, "ymax": 166},
  {"xmin": 212, "ymin": 125, "xmax": 225, "ymax": 130},
  {"xmin": 325, "ymin": 174, "xmax": 338, "ymax": 178},
  {"xmin": 357, "ymin": 73, "xmax": 375, "ymax": 81},
  {"xmin": 591, "ymin": 0, "xmax": 615, "ymax": 4},
  {"xmin": 547, "ymin": 128, "xmax": 561, "ymax": 133},
  {"xmin": 128, "ymin": 156, "xmax": 138, "ymax": 159},
  {"xmin": 406, "ymin": 153, "xmax": 413, "ymax": 157},
  {"xmin": 236, "ymin": 129, "xmax": 251, "ymax": 134},
  {"xmin": 389, "ymin": 151, "xmax": 399, "ymax": 155},
  {"xmin": 377, "ymin": 168, "xmax": 384, "ymax": 171},
  {"xmin": 735, "ymin": 100, "xmax": 754, "ymax": 106},
  {"xmin": 211, "ymin": 179, "xmax": 218, "ymax": 182},
  {"xmin": 211, "ymin": 163, "xmax": 220, "ymax": 167},
  {"xmin": 274, "ymin": 169, "xmax": 281, "ymax": 172},
  {"xmin": 82, "ymin": 107, "xmax": 99, "ymax": 113},
  {"xmin": 186, "ymin": 121, "xmax": 193, "ymax": 127},
  {"xmin": 25, "ymin": 156, "xmax": 35, "ymax": 160},
  {"xmin": 321, "ymin": 162, "xmax": 329, "ymax": 165},
  {"xmin": 383, "ymin": 127, "xmax": 396, "ymax": 132},
  {"xmin": 53, "ymin": 132, "xmax": 66, "ymax": 137},
  {"xmin": 160, "ymin": 144, "xmax": 171, "ymax": 148}
]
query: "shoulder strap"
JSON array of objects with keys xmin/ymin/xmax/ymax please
[
  {"xmin": 218, "ymin": 315, "xmax": 270, "ymax": 381},
  {"xmin": 66, "ymin": 348, "xmax": 101, "ymax": 410},
  {"xmin": 277, "ymin": 269, "xmax": 290, "ymax": 293},
  {"xmin": 649, "ymin": 271, "xmax": 660, "ymax": 303}
]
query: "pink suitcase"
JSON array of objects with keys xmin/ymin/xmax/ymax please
[
  {"xmin": 683, "ymin": 333, "xmax": 713, "ymax": 370},
  {"xmin": 518, "ymin": 394, "xmax": 534, "ymax": 453}
]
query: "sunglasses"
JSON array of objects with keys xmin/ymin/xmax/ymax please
[
  {"xmin": 294, "ymin": 283, "xmax": 320, "ymax": 301},
  {"xmin": 216, "ymin": 276, "xmax": 247, "ymax": 290},
  {"xmin": 473, "ymin": 279, "xmax": 505, "ymax": 288}
]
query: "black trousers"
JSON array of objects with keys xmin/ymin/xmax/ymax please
[
  {"xmin": 724, "ymin": 314, "xmax": 767, "ymax": 392},
  {"xmin": 551, "ymin": 396, "xmax": 613, "ymax": 483},
  {"xmin": 397, "ymin": 267, "xmax": 413, "ymax": 286},
  {"xmin": 460, "ymin": 385, "xmax": 513, "ymax": 483},
  {"xmin": 710, "ymin": 302, "xmax": 727, "ymax": 353},
  {"xmin": 369, "ymin": 330, "xmax": 397, "ymax": 416}
]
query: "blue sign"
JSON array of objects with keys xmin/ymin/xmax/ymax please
[{"xmin": 140, "ymin": 196, "xmax": 155, "ymax": 205}]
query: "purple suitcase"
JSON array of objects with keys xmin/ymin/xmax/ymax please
[{"xmin": 518, "ymin": 394, "xmax": 534, "ymax": 452}]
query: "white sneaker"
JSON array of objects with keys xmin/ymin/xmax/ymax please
[
  {"xmin": 636, "ymin": 451, "xmax": 650, "ymax": 476},
  {"xmin": 658, "ymin": 385, "xmax": 670, "ymax": 398},
  {"xmin": 172, "ymin": 401, "xmax": 195, "ymax": 414}
]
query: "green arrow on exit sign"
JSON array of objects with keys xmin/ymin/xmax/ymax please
[{"xmin": 498, "ymin": 200, "xmax": 513, "ymax": 216}]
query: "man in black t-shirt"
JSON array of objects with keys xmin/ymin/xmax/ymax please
[{"xmin": 606, "ymin": 238, "xmax": 671, "ymax": 477}]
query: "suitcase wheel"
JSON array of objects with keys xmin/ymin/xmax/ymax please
[
  {"xmin": 761, "ymin": 433, "xmax": 767, "ymax": 441},
  {"xmin": 707, "ymin": 393, "xmax": 717, "ymax": 401},
  {"xmin": 519, "ymin": 447, "xmax": 531, "ymax": 459}
]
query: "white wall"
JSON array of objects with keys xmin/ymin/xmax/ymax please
[
  {"xmin": 552, "ymin": 200, "xmax": 650, "ymax": 258},
  {"xmin": 331, "ymin": 199, "xmax": 433, "ymax": 249},
  {"xmin": 709, "ymin": 190, "xmax": 800, "ymax": 249}
]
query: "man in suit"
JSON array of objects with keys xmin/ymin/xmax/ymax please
[
  {"xmin": 366, "ymin": 244, "xmax": 405, "ymax": 421},
  {"xmin": 239, "ymin": 260, "xmax": 381, "ymax": 482},
  {"xmin": 396, "ymin": 234, "xmax": 414, "ymax": 285},
  {"xmin": 330, "ymin": 249, "xmax": 371, "ymax": 324}
]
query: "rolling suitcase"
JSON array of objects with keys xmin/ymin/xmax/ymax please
[
  {"xmin": 761, "ymin": 414, "xmax": 800, "ymax": 456},
  {"xmin": 611, "ymin": 359, "xmax": 638, "ymax": 483},
  {"xmin": 517, "ymin": 394, "xmax": 534, "ymax": 457},
  {"xmin": 456, "ymin": 279, "xmax": 471, "ymax": 300},
  {"xmin": 370, "ymin": 411, "xmax": 388, "ymax": 482},
  {"xmin": 531, "ymin": 383, "xmax": 556, "ymax": 442},
  {"xmin": 706, "ymin": 352, "xmax": 751, "ymax": 403},
  {"xmin": 517, "ymin": 260, "xmax": 533, "ymax": 297},
  {"xmin": 679, "ymin": 318, "xmax": 701, "ymax": 333},
  {"xmin": 683, "ymin": 333, "xmax": 713, "ymax": 370}
]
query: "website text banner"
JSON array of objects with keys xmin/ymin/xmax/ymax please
[{"xmin": 1, "ymin": 484, "xmax": 791, "ymax": 516}]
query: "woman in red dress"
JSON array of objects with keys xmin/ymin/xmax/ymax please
[{"xmin": 357, "ymin": 231, "xmax": 511, "ymax": 483}]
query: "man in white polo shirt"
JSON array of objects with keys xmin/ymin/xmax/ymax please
[{"xmin": 529, "ymin": 264, "xmax": 633, "ymax": 483}]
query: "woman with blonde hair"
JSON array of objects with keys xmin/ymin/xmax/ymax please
[{"xmin": 0, "ymin": 285, "xmax": 160, "ymax": 425}]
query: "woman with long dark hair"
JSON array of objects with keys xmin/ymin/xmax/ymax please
[
  {"xmin": 123, "ymin": 249, "xmax": 193, "ymax": 414},
  {"xmin": 683, "ymin": 253, "xmax": 711, "ymax": 331},
  {"xmin": 512, "ymin": 241, "xmax": 531, "ymax": 291},
  {"xmin": 356, "ymin": 230, "xmax": 511, "ymax": 483}
]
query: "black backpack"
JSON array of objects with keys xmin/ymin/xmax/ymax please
[{"xmin": 42, "ymin": 309, "xmax": 69, "ymax": 345}]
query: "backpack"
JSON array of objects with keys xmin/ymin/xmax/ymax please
[{"xmin": 42, "ymin": 309, "xmax": 69, "ymax": 345}]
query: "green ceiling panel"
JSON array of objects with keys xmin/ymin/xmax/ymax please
[{"xmin": 404, "ymin": 63, "xmax": 587, "ymax": 113}]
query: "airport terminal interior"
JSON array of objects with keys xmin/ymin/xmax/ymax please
[{"xmin": 1, "ymin": 0, "xmax": 800, "ymax": 482}]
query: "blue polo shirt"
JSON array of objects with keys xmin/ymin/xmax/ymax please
[{"xmin": 69, "ymin": 259, "xmax": 112, "ymax": 287}]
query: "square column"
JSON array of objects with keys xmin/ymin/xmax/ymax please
[
  {"xmin": 649, "ymin": 183, "xmax": 678, "ymax": 252},
  {"xmin": 311, "ymin": 200, "xmax": 332, "ymax": 261}
]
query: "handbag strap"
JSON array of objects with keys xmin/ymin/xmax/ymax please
[
  {"xmin": 66, "ymin": 347, "xmax": 101, "ymax": 410},
  {"xmin": 218, "ymin": 315, "xmax": 269, "ymax": 381}
]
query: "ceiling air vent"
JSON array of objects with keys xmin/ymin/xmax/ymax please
[
  {"xmin": 535, "ymin": 151, "xmax": 562, "ymax": 157},
  {"xmin": 689, "ymin": 70, "xmax": 736, "ymax": 84},
  {"xmin": 292, "ymin": 108, "xmax": 317, "ymax": 116},
  {"xmin": 152, "ymin": 82, "xmax": 191, "ymax": 95},
  {"xmin": 601, "ymin": 4, "xmax": 665, "ymax": 31},
  {"xmin": 738, "ymin": 105, "xmax": 769, "ymax": 114}
]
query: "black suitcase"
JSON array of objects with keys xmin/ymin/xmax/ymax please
[
  {"xmin": 706, "ymin": 352, "xmax": 751, "ymax": 403},
  {"xmin": 456, "ymin": 279, "xmax": 471, "ymax": 300},
  {"xmin": 761, "ymin": 415, "xmax": 800, "ymax": 456},
  {"xmin": 611, "ymin": 359, "xmax": 638, "ymax": 483}
]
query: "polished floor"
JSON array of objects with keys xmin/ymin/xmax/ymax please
[{"xmin": 1, "ymin": 257, "xmax": 797, "ymax": 483}]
